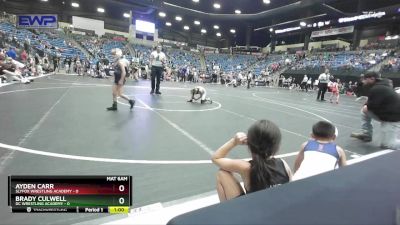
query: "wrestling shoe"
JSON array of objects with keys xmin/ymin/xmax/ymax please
[
  {"xmin": 129, "ymin": 99, "xmax": 135, "ymax": 109},
  {"xmin": 187, "ymin": 99, "xmax": 193, "ymax": 103},
  {"xmin": 107, "ymin": 102, "xmax": 118, "ymax": 111}
]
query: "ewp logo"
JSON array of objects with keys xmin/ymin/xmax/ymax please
[{"xmin": 17, "ymin": 14, "xmax": 58, "ymax": 29}]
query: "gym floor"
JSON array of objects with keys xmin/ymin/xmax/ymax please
[{"xmin": 0, "ymin": 74, "xmax": 383, "ymax": 224}]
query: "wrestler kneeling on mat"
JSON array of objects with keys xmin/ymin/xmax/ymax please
[
  {"xmin": 187, "ymin": 86, "xmax": 212, "ymax": 104},
  {"xmin": 107, "ymin": 48, "xmax": 135, "ymax": 111}
]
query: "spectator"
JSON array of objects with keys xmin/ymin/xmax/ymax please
[
  {"xmin": 354, "ymin": 74, "xmax": 367, "ymax": 97},
  {"xmin": 53, "ymin": 55, "xmax": 60, "ymax": 72},
  {"xmin": 6, "ymin": 47, "xmax": 16, "ymax": 60},
  {"xmin": 20, "ymin": 50, "xmax": 27, "ymax": 63},
  {"xmin": 301, "ymin": 75, "xmax": 308, "ymax": 91},
  {"xmin": 0, "ymin": 57, "xmax": 31, "ymax": 83},
  {"xmin": 351, "ymin": 72, "xmax": 400, "ymax": 150},
  {"xmin": 246, "ymin": 71, "xmax": 252, "ymax": 89},
  {"xmin": 212, "ymin": 120, "xmax": 292, "ymax": 202},
  {"xmin": 293, "ymin": 121, "xmax": 346, "ymax": 180},
  {"xmin": 306, "ymin": 77, "xmax": 312, "ymax": 91},
  {"xmin": 64, "ymin": 56, "xmax": 71, "ymax": 73}
]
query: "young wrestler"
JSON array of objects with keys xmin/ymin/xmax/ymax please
[
  {"xmin": 187, "ymin": 86, "xmax": 212, "ymax": 104},
  {"xmin": 329, "ymin": 79, "xmax": 340, "ymax": 104},
  {"xmin": 293, "ymin": 121, "xmax": 347, "ymax": 181},
  {"xmin": 106, "ymin": 48, "xmax": 135, "ymax": 111}
]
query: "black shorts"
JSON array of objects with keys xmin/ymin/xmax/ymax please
[{"xmin": 114, "ymin": 73, "xmax": 126, "ymax": 85}]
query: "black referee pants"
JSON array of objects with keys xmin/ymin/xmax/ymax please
[
  {"xmin": 151, "ymin": 66, "xmax": 163, "ymax": 92},
  {"xmin": 317, "ymin": 83, "xmax": 328, "ymax": 100}
]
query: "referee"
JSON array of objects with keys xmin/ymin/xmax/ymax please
[
  {"xmin": 149, "ymin": 45, "xmax": 166, "ymax": 95},
  {"xmin": 317, "ymin": 69, "xmax": 330, "ymax": 101}
]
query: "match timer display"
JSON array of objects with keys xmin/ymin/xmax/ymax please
[{"xmin": 8, "ymin": 176, "xmax": 132, "ymax": 213}]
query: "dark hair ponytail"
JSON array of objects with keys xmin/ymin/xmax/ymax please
[
  {"xmin": 250, "ymin": 153, "xmax": 272, "ymax": 192},
  {"xmin": 247, "ymin": 120, "xmax": 281, "ymax": 192}
]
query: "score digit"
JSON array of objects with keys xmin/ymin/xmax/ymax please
[{"xmin": 119, "ymin": 185, "xmax": 125, "ymax": 192}]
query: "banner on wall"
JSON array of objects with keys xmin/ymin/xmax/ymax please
[
  {"xmin": 311, "ymin": 26, "xmax": 354, "ymax": 38},
  {"xmin": 17, "ymin": 14, "xmax": 58, "ymax": 29}
]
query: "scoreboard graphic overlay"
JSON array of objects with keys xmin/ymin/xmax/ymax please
[{"xmin": 8, "ymin": 176, "xmax": 132, "ymax": 213}]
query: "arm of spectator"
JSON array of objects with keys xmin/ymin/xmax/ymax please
[
  {"xmin": 211, "ymin": 133, "xmax": 250, "ymax": 175},
  {"xmin": 293, "ymin": 142, "xmax": 307, "ymax": 173},
  {"xmin": 337, "ymin": 146, "xmax": 347, "ymax": 167}
]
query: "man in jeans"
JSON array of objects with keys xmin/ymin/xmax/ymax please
[
  {"xmin": 149, "ymin": 45, "xmax": 166, "ymax": 95},
  {"xmin": 351, "ymin": 72, "xmax": 400, "ymax": 150}
]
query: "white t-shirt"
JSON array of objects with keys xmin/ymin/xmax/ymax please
[
  {"xmin": 318, "ymin": 73, "xmax": 328, "ymax": 84},
  {"xmin": 302, "ymin": 76, "xmax": 308, "ymax": 83},
  {"xmin": 150, "ymin": 51, "xmax": 166, "ymax": 67}
]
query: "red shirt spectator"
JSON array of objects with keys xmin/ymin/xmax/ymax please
[{"xmin": 20, "ymin": 50, "xmax": 28, "ymax": 62}]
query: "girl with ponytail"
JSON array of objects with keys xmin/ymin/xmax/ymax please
[{"xmin": 212, "ymin": 120, "xmax": 292, "ymax": 202}]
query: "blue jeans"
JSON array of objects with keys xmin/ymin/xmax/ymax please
[
  {"xmin": 360, "ymin": 110, "xmax": 379, "ymax": 137},
  {"xmin": 361, "ymin": 109, "xmax": 400, "ymax": 150},
  {"xmin": 381, "ymin": 122, "xmax": 400, "ymax": 150}
]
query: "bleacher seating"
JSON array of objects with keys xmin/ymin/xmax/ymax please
[
  {"xmin": 205, "ymin": 53, "xmax": 257, "ymax": 73},
  {"xmin": 289, "ymin": 50, "xmax": 388, "ymax": 72},
  {"xmin": 381, "ymin": 56, "xmax": 400, "ymax": 73},
  {"xmin": 166, "ymin": 48, "xmax": 201, "ymax": 69},
  {"xmin": 130, "ymin": 44, "xmax": 152, "ymax": 65},
  {"xmin": 102, "ymin": 40, "xmax": 126, "ymax": 60},
  {"xmin": 252, "ymin": 54, "xmax": 289, "ymax": 75},
  {"xmin": 0, "ymin": 22, "xmax": 85, "ymax": 59},
  {"xmin": 3, "ymin": 20, "xmax": 395, "ymax": 79}
]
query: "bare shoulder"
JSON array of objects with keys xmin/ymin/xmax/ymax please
[
  {"xmin": 336, "ymin": 145, "xmax": 346, "ymax": 155},
  {"xmin": 300, "ymin": 141, "xmax": 308, "ymax": 150}
]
